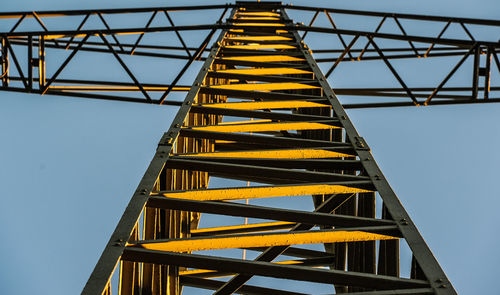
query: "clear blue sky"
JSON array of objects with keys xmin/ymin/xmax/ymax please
[{"xmin": 1, "ymin": 0, "xmax": 499, "ymax": 294}]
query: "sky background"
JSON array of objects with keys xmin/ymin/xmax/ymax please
[{"xmin": 1, "ymin": 0, "xmax": 500, "ymax": 294}]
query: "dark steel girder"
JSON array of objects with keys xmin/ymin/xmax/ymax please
[
  {"xmin": 147, "ymin": 197, "xmax": 396, "ymax": 228},
  {"xmin": 2, "ymin": 24, "xmax": 497, "ymax": 48},
  {"xmin": 122, "ymin": 248, "xmax": 429, "ymax": 290}
]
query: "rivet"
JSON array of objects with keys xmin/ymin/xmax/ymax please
[
  {"xmin": 175, "ymin": 124, "xmax": 180, "ymax": 128},
  {"xmin": 400, "ymin": 218, "xmax": 409, "ymax": 225}
]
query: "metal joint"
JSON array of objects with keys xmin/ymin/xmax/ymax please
[
  {"xmin": 158, "ymin": 133, "xmax": 173, "ymax": 146},
  {"xmin": 353, "ymin": 136, "xmax": 370, "ymax": 151}
]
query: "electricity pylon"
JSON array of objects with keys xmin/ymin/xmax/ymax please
[{"xmin": 2, "ymin": 1, "xmax": 499, "ymax": 294}]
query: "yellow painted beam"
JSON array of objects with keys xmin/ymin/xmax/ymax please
[
  {"xmin": 220, "ymin": 55, "xmax": 304, "ymax": 62},
  {"xmin": 42, "ymin": 31, "xmax": 148, "ymax": 40},
  {"xmin": 233, "ymin": 22, "xmax": 285, "ymax": 27},
  {"xmin": 226, "ymin": 36, "xmax": 292, "ymax": 41},
  {"xmin": 177, "ymin": 148, "xmax": 351, "ymax": 159},
  {"xmin": 191, "ymin": 221, "xmax": 294, "ymax": 234},
  {"xmin": 236, "ymin": 17, "xmax": 281, "ymax": 21},
  {"xmin": 225, "ymin": 44, "xmax": 296, "ymax": 50},
  {"xmin": 216, "ymin": 119, "xmax": 271, "ymax": 125},
  {"xmin": 49, "ymin": 86, "xmax": 189, "ymax": 92},
  {"xmin": 0, "ymin": 13, "xmax": 67, "ymax": 19},
  {"xmin": 179, "ymin": 269, "xmax": 226, "ymax": 278},
  {"xmin": 178, "ymin": 150, "xmax": 349, "ymax": 159},
  {"xmin": 200, "ymin": 100, "xmax": 330, "ymax": 110},
  {"xmin": 154, "ymin": 183, "xmax": 369, "ymax": 201},
  {"xmin": 131, "ymin": 230, "xmax": 398, "ymax": 252},
  {"xmin": 237, "ymin": 12, "xmax": 280, "ymax": 17},
  {"xmin": 214, "ymin": 67, "xmax": 311, "ymax": 75},
  {"xmin": 187, "ymin": 121, "xmax": 339, "ymax": 133},
  {"xmin": 210, "ymin": 82, "xmax": 318, "ymax": 92}
]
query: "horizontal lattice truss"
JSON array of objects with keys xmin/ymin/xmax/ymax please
[
  {"xmin": 0, "ymin": 1, "xmax": 500, "ymax": 108},
  {"xmin": 82, "ymin": 3, "xmax": 457, "ymax": 294}
]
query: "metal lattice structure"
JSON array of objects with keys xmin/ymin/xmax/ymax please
[{"xmin": 2, "ymin": 1, "xmax": 500, "ymax": 294}]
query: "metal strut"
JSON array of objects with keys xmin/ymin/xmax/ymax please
[{"xmin": 83, "ymin": 2, "xmax": 456, "ymax": 294}]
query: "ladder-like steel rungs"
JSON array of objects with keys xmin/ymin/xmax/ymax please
[{"xmin": 82, "ymin": 3, "xmax": 457, "ymax": 295}]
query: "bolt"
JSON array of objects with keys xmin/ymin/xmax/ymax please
[
  {"xmin": 175, "ymin": 124, "xmax": 180, "ymax": 128},
  {"xmin": 400, "ymin": 218, "xmax": 409, "ymax": 225}
]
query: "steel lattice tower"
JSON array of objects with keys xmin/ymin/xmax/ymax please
[{"xmin": 1, "ymin": 1, "xmax": 499, "ymax": 294}]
